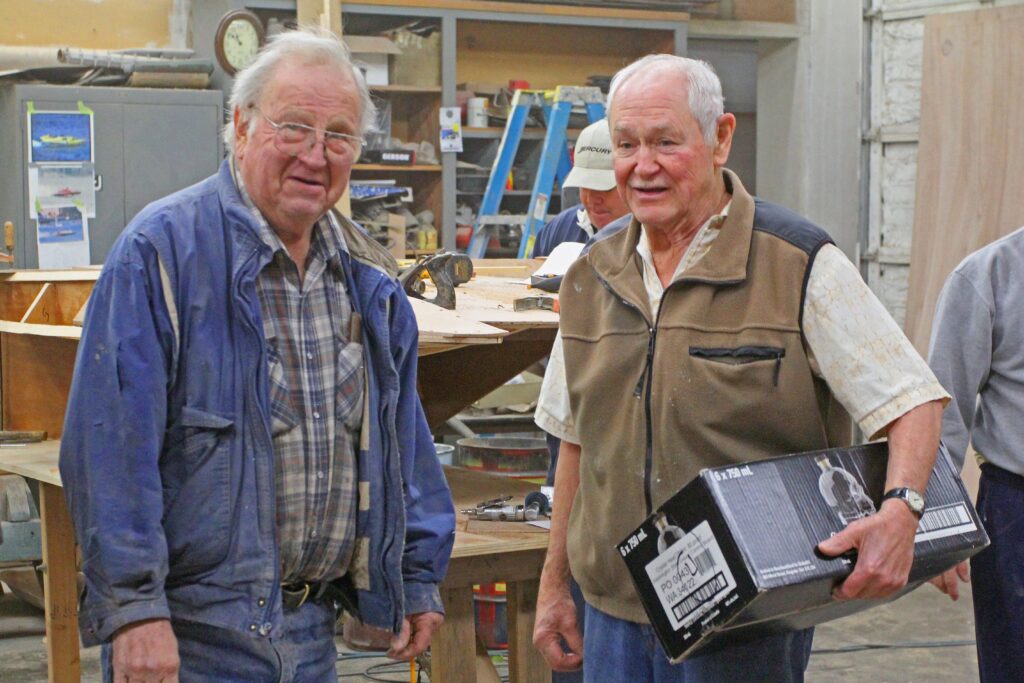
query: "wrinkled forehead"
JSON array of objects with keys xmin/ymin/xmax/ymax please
[
  {"xmin": 259, "ymin": 58, "xmax": 360, "ymax": 117},
  {"xmin": 609, "ymin": 65, "xmax": 689, "ymax": 122}
]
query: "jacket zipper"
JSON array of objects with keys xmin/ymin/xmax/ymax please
[
  {"xmin": 689, "ymin": 346, "xmax": 786, "ymax": 387},
  {"xmin": 235, "ymin": 246, "xmax": 280, "ymax": 630}
]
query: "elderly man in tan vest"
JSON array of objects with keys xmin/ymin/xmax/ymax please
[{"xmin": 532, "ymin": 53, "xmax": 948, "ymax": 682}]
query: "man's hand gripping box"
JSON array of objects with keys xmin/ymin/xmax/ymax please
[{"xmin": 617, "ymin": 442, "xmax": 989, "ymax": 663}]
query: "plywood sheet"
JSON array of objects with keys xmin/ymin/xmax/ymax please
[{"xmin": 904, "ymin": 6, "xmax": 1024, "ymax": 353}]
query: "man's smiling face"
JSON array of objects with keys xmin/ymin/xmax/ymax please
[{"xmin": 235, "ymin": 57, "xmax": 360, "ymax": 239}]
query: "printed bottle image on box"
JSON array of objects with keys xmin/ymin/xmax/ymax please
[{"xmin": 617, "ymin": 442, "xmax": 989, "ymax": 664}]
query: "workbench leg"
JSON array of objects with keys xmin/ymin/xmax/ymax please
[
  {"xmin": 433, "ymin": 586, "xmax": 478, "ymax": 682},
  {"xmin": 40, "ymin": 483, "xmax": 80, "ymax": 683},
  {"xmin": 506, "ymin": 579, "xmax": 550, "ymax": 683}
]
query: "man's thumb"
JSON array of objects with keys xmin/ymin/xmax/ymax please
[{"xmin": 816, "ymin": 529, "xmax": 854, "ymax": 557}]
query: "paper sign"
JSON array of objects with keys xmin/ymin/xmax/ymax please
[{"xmin": 439, "ymin": 107, "xmax": 463, "ymax": 153}]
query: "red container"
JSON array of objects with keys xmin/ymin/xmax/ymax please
[
  {"xmin": 455, "ymin": 437, "xmax": 549, "ymax": 479},
  {"xmin": 474, "ymin": 582, "xmax": 508, "ymax": 650}
]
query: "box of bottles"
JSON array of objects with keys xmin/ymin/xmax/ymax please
[{"xmin": 616, "ymin": 442, "xmax": 988, "ymax": 664}]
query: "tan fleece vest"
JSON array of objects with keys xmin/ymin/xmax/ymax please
[{"xmin": 560, "ymin": 171, "xmax": 851, "ymax": 622}]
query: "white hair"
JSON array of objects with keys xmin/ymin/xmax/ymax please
[
  {"xmin": 222, "ymin": 28, "xmax": 377, "ymax": 153},
  {"xmin": 607, "ymin": 54, "xmax": 724, "ymax": 147}
]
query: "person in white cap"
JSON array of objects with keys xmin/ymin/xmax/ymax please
[
  {"xmin": 531, "ymin": 118, "xmax": 630, "ymax": 259},
  {"xmin": 531, "ymin": 117, "xmax": 631, "ymax": 683}
]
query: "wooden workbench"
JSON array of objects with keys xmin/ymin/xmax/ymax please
[
  {"xmin": 0, "ymin": 442, "xmax": 552, "ymax": 683},
  {"xmin": 0, "ymin": 264, "xmax": 559, "ymax": 438}
]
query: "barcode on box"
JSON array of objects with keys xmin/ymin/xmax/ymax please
[
  {"xmin": 915, "ymin": 503, "xmax": 977, "ymax": 543},
  {"xmin": 672, "ymin": 572, "xmax": 728, "ymax": 622}
]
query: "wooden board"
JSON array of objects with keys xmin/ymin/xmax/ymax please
[
  {"xmin": 0, "ymin": 440, "xmax": 62, "ymax": 487},
  {"xmin": 409, "ymin": 297, "xmax": 507, "ymax": 347},
  {"xmin": 430, "ymin": 276, "xmax": 560, "ymax": 331},
  {"xmin": 1, "ymin": 334, "xmax": 77, "ymax": 439},
  {"xmin": 904, "ymin": 5, "xmax": 1024, "ymax": 353}
]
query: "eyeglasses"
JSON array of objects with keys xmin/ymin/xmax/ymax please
[{"xmin": 253, "ymin": 107, "xmax": 365, "ymax": 161}]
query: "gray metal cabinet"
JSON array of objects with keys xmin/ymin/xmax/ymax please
[{"xmin": 0, "ymin": 84, "xmax": 223, "ymax": 268}]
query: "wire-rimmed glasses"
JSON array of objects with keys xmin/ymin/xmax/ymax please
[{"xmin": 253, "ymin": 106, "xmax": 365, "ymax": 162}]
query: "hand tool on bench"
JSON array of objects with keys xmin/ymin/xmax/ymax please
[{"xmin": 398, "ymin": 252, "xmax": 473, "ymax": 310}]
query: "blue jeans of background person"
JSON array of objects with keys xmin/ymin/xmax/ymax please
[
  {"xmin": 972, "ymin": 464, "xmax": 1024, "ymax": 683},
  {"xmin": 102, "ymin": 600, "xmax": 338, "ymax": 682},
  {"xmin": 583, "ymin": 602, "xmax": 813, "ymax": 683}
]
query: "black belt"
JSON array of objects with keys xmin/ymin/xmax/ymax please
[{"xmin": 281, "ymin": 581, "xmax": 330, "ymax": 611}]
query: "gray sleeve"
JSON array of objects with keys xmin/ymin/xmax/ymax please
[{"xmin": 927, "ymin": 271, "xmax": 993, "ymax": 469}]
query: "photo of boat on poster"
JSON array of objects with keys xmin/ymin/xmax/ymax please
[
  {"xmin": 28, "ymin": 110, "xmax": 93, "ymax": 163},
  {"xmin": 37, "ymin": 205, "xmax": 85, "ymax": 244},
  {"xmin": 29, "ymin": 164, "xmax": 97, "ymax": 218}
]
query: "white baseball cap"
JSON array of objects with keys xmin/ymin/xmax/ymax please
[{"xmin": 563, "ymin": 118, "xmax": 616, "ymax": 191}]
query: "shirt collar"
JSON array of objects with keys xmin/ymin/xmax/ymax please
[{"xmin": 636, "ymin": 200, "xmax": 731, "ymax": 282}]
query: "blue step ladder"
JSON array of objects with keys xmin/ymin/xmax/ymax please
[{"xmin": 467, "ymin": 86, "xmax": 606, "ymax": 259}]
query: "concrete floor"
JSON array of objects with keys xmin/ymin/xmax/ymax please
[{"xmin": 0, "ymin": 584, "xmax": 977, "ymax": 682}]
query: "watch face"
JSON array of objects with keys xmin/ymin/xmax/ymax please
[
  {"xmin": 907, "ymin": 489, "xmax": 925, "ymax": 512},
  {"xmin": 223, "ymin": 19, "xmax": 260, "ymax": 71}
]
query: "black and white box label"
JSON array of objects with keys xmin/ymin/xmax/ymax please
[{"xmin": 644, "ymin": 520, "xmax": 737, "ymax": 631}]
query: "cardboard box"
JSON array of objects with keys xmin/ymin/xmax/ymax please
[
  {"xmin": 387, "ymin": 212, "xmax": 406, "ymax": 260},
  {"xmin": 387, "ymin": 29, "xmax": 441, "ymax": 87},
  {"xmin": 344, "ymin": 35, "xmax": 401, "ymax": 87},
  {"xmin": 617, "ymin": 443, "xmax": 988, "ymax": 663}
]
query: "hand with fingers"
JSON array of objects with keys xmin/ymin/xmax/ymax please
[
  {"xmin": 929, "ymin": 560, "xmax": 971, "ymax": 601},
  {"xmin": 112, "ymin": 619, "xmax": 180, "ymax": 683},
  {"xmin": 816, "ymin": 499, "xmax": 920, "ymax": 601},
  {"xmin": 532, "ymin": 580, "xmax": 583, "ymax": 672},
  {"xmin": 387, "ymin": 611, "xmax": 444, "ymax": 661}
]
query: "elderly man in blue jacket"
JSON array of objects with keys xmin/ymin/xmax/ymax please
[{"xmin": 59, "ymin": 29, "xmax": 455, "ymax": 682}]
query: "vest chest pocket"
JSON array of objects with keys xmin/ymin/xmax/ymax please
[{"xmin": 689, "ymin": 346, "xmax": 786, "ymax": 387}]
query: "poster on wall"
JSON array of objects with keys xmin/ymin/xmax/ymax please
[
  {"xmin": 36, "ymin": 204, "xmax": 91, "ymax": 269},
  {"xmin": 28, "ymin": 163, "xmax": 96, "ymax": 218},
  {"xmin": 28, "ymin": 110, "xmax": 94, "ymax": 164}
]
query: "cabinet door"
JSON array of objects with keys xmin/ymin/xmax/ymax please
[{"xmin": 122, "ymin": 102, "xmax": 223, "ymax": 239}]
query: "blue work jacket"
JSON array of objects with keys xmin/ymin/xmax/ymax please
[{"xmin": 59, "ymin": 161, "xmax": 455, "ymax": 647}]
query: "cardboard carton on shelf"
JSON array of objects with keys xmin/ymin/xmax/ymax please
[
  {"xmin": 618, "ymin": 442, "xmax": 988, "ymax": 663},
  {"xmin": 344, "ymin": 35, "xmax": 401, "ymax": 87}
]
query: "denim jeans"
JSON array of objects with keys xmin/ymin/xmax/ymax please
[
  {"xmin": 972, "ymin": 464, "xmax": 1024, "ymax": 683},
  {"xmin": 102, "ymin": 600, "xmax": 338, "ymax": 682},
  {"xmin": 583, "ymin": 602, "xmax": 813, "ymax": 683}
]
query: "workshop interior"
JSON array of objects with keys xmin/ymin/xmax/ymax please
[{"xmin": 0, "ymin": 1, "xmax": 1021, "ymax": 682}]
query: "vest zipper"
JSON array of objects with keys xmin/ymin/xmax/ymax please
[
  {"xmin": 595, "ymin": 275, "xmax": 658, "ymax": 513},
  {"xmin": 642, "ymin": 323, "xmax": 658, "ymax": 515}
]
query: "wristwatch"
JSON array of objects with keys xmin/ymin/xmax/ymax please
[{"xmin": 882, "ymin": 487, "xmax": 925, "ymax": 519}]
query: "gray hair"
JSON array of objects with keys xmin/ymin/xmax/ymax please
[
  {"xmin": 222, "ymin": 28, "xmax": 377, "ymax": 153},
  {"xmin": 607, "ymin": 54, "xmax": 724, "ymax": 147}
]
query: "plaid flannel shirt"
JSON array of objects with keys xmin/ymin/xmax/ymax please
[{"xmin": 235, "ymin": 166, "xmax": 364, "ymax": 583}]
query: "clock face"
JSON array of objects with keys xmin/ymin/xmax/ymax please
[
  {"xmin": 214, "ymin": 10, "xmax": 265, "ymax": 75},
  {"xmin": 224, "ymin": 19, "xmax": 260, "ymax": 71}
]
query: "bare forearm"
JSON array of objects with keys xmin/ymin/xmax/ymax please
[
  {"xmin": 884, "ymin": 399, "xmax": 944, "ymax": 494},
  {"xmin": 541, "ymin": 441, "xmax": 581, "ymax": 589}
]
